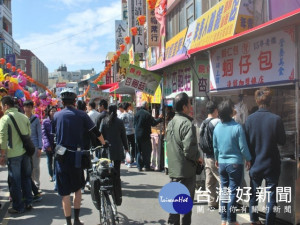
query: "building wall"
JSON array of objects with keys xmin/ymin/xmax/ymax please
[{"xmin": 19, "ymin": 49, "xmax": 48, "ymax": 86}]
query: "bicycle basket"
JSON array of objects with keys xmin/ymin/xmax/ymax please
[{"xmin": 90, "ymin": 174, "xmax": 100, "ymax": 210}]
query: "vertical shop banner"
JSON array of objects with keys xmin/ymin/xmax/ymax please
[
  {"xmin": 124, "ymin": 65, "xmax": 162, "ymax": 95},
  {"xmin": 147, "ymin": 8, "xmax": 160, "ymax": 46},
  {"xmin": 105, "ymin": 60, "xmax": 112, "ymax": 84},
  {"xmin": 163, "ymin": 62, "xmax": 193, "ymax": 98},
  {"xmin": 115, "ymin": 20, "xmax": 128, "ymax": 52},
  {"xmin": 165, "ymin": 28, "xmax": 187, "ymax": 60},
  {"xmin": 189, "ymin": 0, "xmax": 241, "ymax": 50},
  {"xmin": 210, "ymin": 28, "xmax": 296, "ymax": 91},
  {"xmin": 194, "ymin": 60, "xmax": 210, "ymax": 97},
  {"xmin": 235, "ymin": 0, "xmax": 254, "ymax": 34},
  {"xmin": 128, "ymin": 45, "xmax": 135, "ymax": 64},
  {"xmin": 122, "ymin": 0, "xmax": 128, "ymax": 21},
  {"xmin": 128, "ymin": 0, "xmax": 145, "ymax": 53}
]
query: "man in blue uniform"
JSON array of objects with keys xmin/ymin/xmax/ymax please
[{"xmin": 52, "ymin": 89, "xmax": 105, "ymax": 225}]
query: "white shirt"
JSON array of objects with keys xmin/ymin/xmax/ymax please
[{"xmin": 88, "ymin": 109, "xmax": 101, "ymax": 124}]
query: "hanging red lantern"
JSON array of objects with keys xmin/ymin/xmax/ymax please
[
  {"xmin": 17, "ymin": 68, "xmax": 21, "ymax": 73},
  {"xmin": 119, "ymin": 44, "xmax": 126, "ymax": 52},
  {"xmin": 12, "ymin": 66, "xmax": 16, "ymax": 72},
  {"xmin": 147, "ymin": 0, "xmax": 157, "ymax": 9},
  {"xmin": 124, "ymin": 36, "xmax": 131, "ymax": 44},
  {"xmin": 0, "ymin": 58, "xmax": 5, "ymax": 65},
  {"xmin": 116, "ymin": 50, "xmax": 121, "ymax": 56},
  {"xmin": 6, "ymin": 63, "xmax": 11, "ymax": 69},
  {"xmin": 113, "ymin": 55, "xmax": 119, "ymax": 62},
  {"xmin": 137, "ymin": 15, "xmax": 146, "ymax": 26},
  {"xmin": 131, "ymin": 27, "xmax": 138, "ymax": 36}
]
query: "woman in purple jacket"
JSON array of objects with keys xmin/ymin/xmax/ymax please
[{"xmin": 42, "ymin": 106, "xmax": 57, "ymax": 181}]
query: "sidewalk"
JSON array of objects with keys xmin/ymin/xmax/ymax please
[{"xmin": 0, "ymin": 155, "xmax": 254, "ymax": 225}]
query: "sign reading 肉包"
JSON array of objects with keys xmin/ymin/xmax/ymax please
[
  {"xmin": 209, "ymin": 27, "xmax": 296, "ymax": 91},
  {"xmin": 124, "ymin": 65, "xmax": 162, "ymax": 95}
]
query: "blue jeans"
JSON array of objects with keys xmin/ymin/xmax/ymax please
[
  {"xmin": 219, "ymin": 163, "xmax": 243, "ymax": 223},
  {"xmin": 7, "ymin": 154, "xmax": 33, "ymax": 211},
  {"xmin": 46, "ymin": 151, "xmax": 54, "ymax": 178},
  {"xmin": 249, "ymin": 174, "xmax": 279, "ymax": 225}
]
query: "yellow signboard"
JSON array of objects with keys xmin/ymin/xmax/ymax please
[
  {"xmin": 189, "ymin": 0, "xmax": 241, "ymax": 50},
  {"xmin": 165, "ymin": 27, "xmax": 187, "ymax": 60}
]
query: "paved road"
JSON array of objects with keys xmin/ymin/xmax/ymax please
[{"xmin": 0, "ymin": 155, "xmax": 253, "ymax": 225}]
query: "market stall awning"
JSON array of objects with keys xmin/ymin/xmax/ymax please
[
  {"xmin": 188, "ymin": 8, "xmax": 300, "ymax": 55},
  {"xmin": 148, "ymin": 53, "xmax": 189, "ymax": 71},
  {"xmin": 109, "ymin": 81, "xmax": 136, "ymax": 95},
  {"xmin": 99, "ymin": 83, "xmax": 118, "ymax": 90}
]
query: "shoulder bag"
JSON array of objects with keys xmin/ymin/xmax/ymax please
[{"xmin": 7, "ymin": 114, "xmax": 35, "ymax": 157}]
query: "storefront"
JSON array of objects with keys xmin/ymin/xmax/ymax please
[{"xmin": 189, "ymin": 13, "xmax": 300, "ymax": 224}]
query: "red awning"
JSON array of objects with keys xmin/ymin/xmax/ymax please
[
  {"xmin": 99, "ymin": 82, "xmax": 118, "ymax": 90},
  {"xmin": 188, "ymin": 8, "xmax": 300, "ymax": 55}
]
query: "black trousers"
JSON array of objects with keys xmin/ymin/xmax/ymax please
[
  {"xmin": 127, "ymin": 134, "xmax": 135, "ymax": 162},
  {"xmin": 168, "ymin": 176, "xmax": 196, "ymax": 225},
  {"xmin": 136, "ymin": 138, "xmax": 152, "ymax": 169}
]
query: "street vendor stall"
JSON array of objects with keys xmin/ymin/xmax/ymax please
[{"xmin": 204, "ymin": 25, "xmax": 300, "ymax": 225}]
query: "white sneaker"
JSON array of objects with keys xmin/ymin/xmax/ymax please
[
  {"xmin": 81, "ymin": 189, "xmax": 85, "ymax": 194},
  {"xmin": 127, "ymin": 164, "xmax": 132, "ymax": 168}
]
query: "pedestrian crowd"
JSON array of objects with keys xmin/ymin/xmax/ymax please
[
  {"xmin": 0, "ymin": 86, "xmax": 286, "ymax": 225},
  {"xmin": 0, "ymin": 88, "xmax": 163, "ymax": 225},
  {"xmin": 166, "ymin": 87, "xmax": 286, "ymax": 225}
]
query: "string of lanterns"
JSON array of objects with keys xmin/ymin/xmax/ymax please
[
  {"xmin": 0, "ymin": 58, "xmax": 56, "ymax": 97},
  {"xmin": 79, "ymin": 9, "xmax": 150, "ymax": 97}
]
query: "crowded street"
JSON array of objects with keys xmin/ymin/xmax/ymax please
[
  {"xmin": 0, "ymin": 155, "xmax": 253, "ymax": 225},
  {"xmin": 0, "ymin": 0, "xmax": 300, "ymax": 225}
]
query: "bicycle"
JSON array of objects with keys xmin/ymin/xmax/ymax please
[{"xmin": 88, "ymin": 145, "xmax": 119, "ymax": 225}]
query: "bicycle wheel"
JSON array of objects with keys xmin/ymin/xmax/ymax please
[{"xmin": 99, "ymin": 191, "xmax": 116, "ymax": 225}]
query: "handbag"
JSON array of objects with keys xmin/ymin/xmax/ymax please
[{"xmin": 8, "ymin": 114, "xmax": 35, "ymax": 157}]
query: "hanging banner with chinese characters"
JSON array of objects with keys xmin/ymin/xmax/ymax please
[
  {"xmin": 210, "ymin": 27, "xmax": 296, "ymax": 91},
  {"xmin": 128, "ymin": 0, "xmax": 145, "ymax": 53},
  {"xmin": 189, "ymin": 0, "xmax": 241, "ymax": 50},
  {"xmin": 124, "ymin": 65, "xmax": 162, "ymax": 95},
  {"xmin": 165, "ymin": 28, "xmax": 187, "ymax": 60},
  {"xmin": 147, "ymin": 8, "xmax": 160, "ymax": 46},
  {"xmin": 122, "ymin": 0, "xmax": 128, "ymax": 20},
  {"xmin": 115, "ymin": 20, "xmax": 128, "ymax": 52},
  {"xmin": 163, "ymin": 62, "xmax": 193, "ymax": 98},
  {"xmin": 235, "ymin": 0, "xmax": 254, "ymax": 34}
]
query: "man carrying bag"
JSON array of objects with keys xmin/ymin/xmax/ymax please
[{"xmin": 0, "ymin": 96, "xmax": 33, "ymax": 214}]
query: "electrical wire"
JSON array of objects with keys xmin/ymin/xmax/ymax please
[{"xmin": 31, "ymin": 14, "xmax": 121, "ymax": 50}]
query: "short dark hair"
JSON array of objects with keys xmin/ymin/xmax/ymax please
[
  {"xmin": 99, "ymin": 99, "xmax": 108, "ymax": 110},
  {"xmin": 118, "ymin": 103, "xmax": 124, "ymax": 109},
  {"xmin": 89, "ymin": 101, "xmax": 96, "ymax": 109},
  {"xmin": 23, "ymin": 100, "xmax": 34, "ymax": 107},
  {"xmin": 174, "ymin": 92, "xmax": 189, "ymax": 112},
  {"xmin": 255, "ymin": 87, "xmax": 272, "ymax": 107},
  {"xmin": 123, "ymin": 102, "xmax": 130, "ymax": 110},
  {"xmin": 206, "ymin": 101, "xmax": 217, "ymax": 115},
  {"xmin": 1, "ymin": 96, "xmax": 14, "ymax": 107},
  {"xmin": 218, "ymin": 99, "xmax": 234, "ymax": 123},
  {"xmin": 77, "ymin": 100, "xmax": 86, "ymax": 111}
]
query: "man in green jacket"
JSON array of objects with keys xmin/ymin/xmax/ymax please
[
  {"xmin": 0, "ymin": 96, "xmax": 33, "ymax": 214},
  {"xmin": 166, "ymin": 92, "xmax": 203, "ymax": 225}
]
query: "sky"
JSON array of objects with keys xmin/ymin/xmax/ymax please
[{"xmin": 12, "ymin": 0, "xmax": 121, "ymax": 73}]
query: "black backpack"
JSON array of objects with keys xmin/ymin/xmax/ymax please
[{"xmin": 199, "ymin": 118, "xmax": 214, "ymax": 155}]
